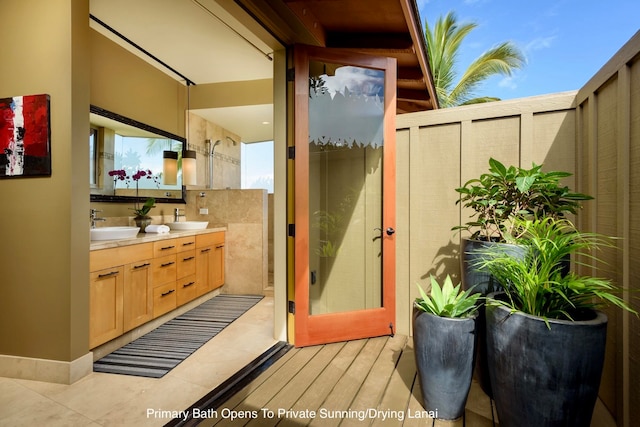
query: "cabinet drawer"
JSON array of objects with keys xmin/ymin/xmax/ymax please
[
  {"xmin": 177, "ymin": 249, "xmax": 196, "ymax": 279},
  {"xmin": 152, "ymin": 254, "xmax": 177, "ymax": 287},
  {"xmin": 176, "ymin": 274, "xmax": 197, "ymax": 306},
  {"xmin": 196, "ymin": 231, "xmax": 224, "ymax": 248},
  {"xmin": 153, "ymin": 239, "xmax": 177, "ymax": 257},
  {"xmin": 153, "ymin": 282, "xmax": 177, "ymax": 318},
  {"xmin": 176, "ymin": 236, "xmax": 197, "ymax": 252},
  {"xmin": 90, "ymin": 243, "xmax": 153, "ymax": 272}
]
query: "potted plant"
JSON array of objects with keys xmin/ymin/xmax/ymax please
[
  {"xmin": 132, "ymin": 197, "xmax": 155, "ymax": 232},
  {"xmin": 413, "ymin": 275, "xmax": 481, "ymax": 420},
  {"xmin": 453, "ymin": 158, "xmax": 592, "ymax": 396},
  {"xmin": 476, "ymin": 218, "xmax": 637, "ymax": 427}
]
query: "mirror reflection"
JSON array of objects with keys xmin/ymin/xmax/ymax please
[{"xmin": 89, "ymin": 106, "xmax": 186, "ymax": 203}]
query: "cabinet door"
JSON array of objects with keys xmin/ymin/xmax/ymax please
[
  {"xmin": 195, "ymin": 246, "xmax": 213, "ymax": 296},
  {"xmin": 212, "ymin": 243, "xmax": 225, "ymax": 289},
  {"xmin": 90, "ymin": 266, "xmax": 124, "ymax": 348},
  {"xmin": 123, "ymin": 259, "xmax": 153, "ymax": 332}
]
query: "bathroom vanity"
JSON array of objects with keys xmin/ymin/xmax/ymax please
[{"xmin": 89, "ymin": 227, "xmax": 225, "ymax": 348}]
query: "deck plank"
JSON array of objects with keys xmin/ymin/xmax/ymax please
[
  {"xmin": 336, "ymin": 335, "xmax": 407, "ymax": 427},
  {"xmin": 276, "ymin": 339, "xmax": 368, "ymax": 427},
  {"xmin": 246, "ymin": 341, "xmax": 349, "ymax": 427},
  {"xmin": 211, "ymin": 345, "xmax": 322, "ymax": 427},
  {"xmin": 370, "ymin": 344, "xmax": 416, "ymax": 427}
]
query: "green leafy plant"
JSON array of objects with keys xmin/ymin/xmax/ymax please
[
  {"xmin": 453, "ymin": 158, "xmax": 592, "ymax": 242},
  {"xmin": 132, "ymin": 197, "xmax": 155, "ymax": 218},
  {"xmin": 476, "ymin": 217, "xmax": 637, "ymax": 326},
  {"xmin": 415, "ymin": 275, "xmax": 481, "ymax": 318}
]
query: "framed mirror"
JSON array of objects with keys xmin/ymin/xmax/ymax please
[{"xmin": 90, "ymin": 105, "xmax": 187, "ymax": 204}]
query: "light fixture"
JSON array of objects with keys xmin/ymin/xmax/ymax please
[
  {"xmin": 162, "ymin": 150, "xmax": 178, "ymax": 185},
  {"xmin": 182, "ymin": 82, "xmax": 197, "ymax": 186}
]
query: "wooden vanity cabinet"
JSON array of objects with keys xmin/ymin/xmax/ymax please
[
  {"xmin": 90, "ymin": 231, "xmax": 225, "ymax": 348},
  {"xmin": 90, "ymin": 243, "xmax": 153, "ymax": 348},
  {"xmin": 196, "ymin": 232, "xmax": 225, "ymax": 296}
]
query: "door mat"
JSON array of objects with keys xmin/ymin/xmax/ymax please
[{"xmin": 93, "ymin": 294, "xmax": 263, "ymax": 378}]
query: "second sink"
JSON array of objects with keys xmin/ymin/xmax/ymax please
[{"xmin": 166, "ymin": 221, "xmax": 209, "ymax": 230}]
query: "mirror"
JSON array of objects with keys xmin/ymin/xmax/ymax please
[{"xmin": 90, "ymin": 105, "xmax": 187, "ymax": 204}]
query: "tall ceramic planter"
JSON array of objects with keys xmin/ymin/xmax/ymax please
[
  {"xmin": 460, "ymin": 238, "xmax": 525, "ymax": 398},
  {"xmin": 412, "ymin": 305, "xmax": 478, "ymax": 420},
  {"xmin": 485, "ymin": 294, "xmax": 607, "ymax": 427}
]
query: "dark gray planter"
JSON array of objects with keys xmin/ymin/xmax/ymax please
[
  {"xmin": 486, "ymin": 294, "xmax": 607, "ymax": 427},
  {"xmin": 460, "ymin": 238, "xmax": 526, "ymax": 398},
  {"xmin": 412, "ymin": 305, "xmax": 478, "ymax": 420}
]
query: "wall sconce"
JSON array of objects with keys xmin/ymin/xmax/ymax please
[{"xmin": 162, "ymin": 150, "xmax": 178, "ymax": 185}]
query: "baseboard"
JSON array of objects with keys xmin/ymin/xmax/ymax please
[{"xmin": 0, "ymin": 351, "xmax": 93, "ymax": 384}]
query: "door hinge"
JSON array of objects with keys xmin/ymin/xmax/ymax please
[
  {"xmin": 288, "ymin": 224, "xmax": 295, "ymax": 237},
  {"xmin": 288, "ymin": 301, "xmax": 296, "ymax": 314},
  {"xmin": 288, "ymin": 146, "xmax": 295, "ymax": 159},
  {"xmin": 287, "ymin": 68, "xmax": 295, "ymax": 81}
]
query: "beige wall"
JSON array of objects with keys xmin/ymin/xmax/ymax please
[
  {"xmin": 0, "ymin": 0, "xmax": 91, "ymax": 379},
  {"xmin": 395, "ymin": 92, "xmax": 578, "ymax": 336},
  {"xmin": 574, "ymin": 30, "xmax": 640, "ymax": 427}
]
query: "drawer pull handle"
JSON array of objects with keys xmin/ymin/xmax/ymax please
[
  {"xmin": 182, "ymin": 242, "xmax": 195, "ymax": 246},
  {"xmin": 133, "ymin": 262, "xmax": 151, "ymax": 269},
  {"xmin": 201, "ymin": 248, "xmax": 211, "ymax": 253},
  {"xmin": 98, "ymin": 271, "xmax": 119, "ymax": 278},
  {"xmin": 161, "ymin": 261, "xmax": 175, "ymax": 267},
  {"xmin": 182, "ymin": 281, "xmax": 195, "ymax": 288},
  {"xmin": 183, "ymin": 256, "xmax": 195, "ymax": 261},
  {"xmin": 216, "ymin": 245, "xmax": 224, "ymax": 249},
  {"xmin": 161, "ymin": 245, "xmax": 175, "ymax": 250},
  {"xmin": 161, "ymin": 289, "xmax": 175, "ymax": 297}
]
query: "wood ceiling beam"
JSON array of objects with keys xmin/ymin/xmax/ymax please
[
  {"xmin": 398, "ymin": 88, "xmax": 431, "ymax": 102},
  {"xmin": 325, "ymin": 32, "xmax": 413, "ymax": 50}
]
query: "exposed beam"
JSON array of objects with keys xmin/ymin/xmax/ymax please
[
  {"xmin": 398, "ymin": 88, "xmax": 431, "ymax": 102},
  {"xmin": 325, "ymin": 32, "xmax": 413, "ymax": 50}
]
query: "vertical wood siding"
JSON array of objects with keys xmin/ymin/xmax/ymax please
[{"xmin": 395, "ymin": 28, "xmax": 640, "ymax": 427}]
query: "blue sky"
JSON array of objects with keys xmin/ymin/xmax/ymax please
[{"xmin": 416, "ymin": 0, "xmax": 640, "ymax": 101}]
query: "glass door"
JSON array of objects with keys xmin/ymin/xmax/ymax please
[{"xmin": 292, "ymin": 45, "xmax": 396, "ymax": 346}]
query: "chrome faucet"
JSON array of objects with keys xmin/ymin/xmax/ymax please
[
  {"xmin": 174, "ymin": 208, "xmax": 186, "ymax": 222},
  {"xmin": 90, "ymin": 209, "xmax": 106, "ymax": 228}
]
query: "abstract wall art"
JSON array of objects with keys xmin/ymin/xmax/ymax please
[{"xmin": 0, "ymin": 94, "xmax": 51, "ymax": 178}]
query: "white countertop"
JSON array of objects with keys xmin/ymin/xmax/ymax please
[{"xmin": 90, "ymin": 225, "xmax": 227, "ymax": 251}]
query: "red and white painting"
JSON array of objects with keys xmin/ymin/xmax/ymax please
[{"xmin": 0, "ymin": 94, "xmax": 51, "ymax": 178}]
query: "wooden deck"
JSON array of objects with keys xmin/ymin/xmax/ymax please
[{"xmin": 194, "ymin": 335, "xmax": 497, "ymax": 427}]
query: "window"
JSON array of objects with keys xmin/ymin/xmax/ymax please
[{"xmin": 241, "ymin": 140, "xmax": 274, "ymax": 193}]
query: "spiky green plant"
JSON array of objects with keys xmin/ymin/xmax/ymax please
[
  {"xmin": 425, "ymin": 12, "xmax": 525, "ymax": 107},
  {"xmin": 415, "ymin": 275, "xmax": 481, "ymax": 318},
  {"xmin": 476, "ymin": 218, "xmax": 637, "ymax": 326}
]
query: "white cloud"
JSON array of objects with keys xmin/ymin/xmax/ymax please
[
  {"xmin": 498, "ymin": 76, "xmax": 518, "ymax": 90},
  {"xmin": 525, "ymin": 36, "xmax": 556, "ymax": 52}
]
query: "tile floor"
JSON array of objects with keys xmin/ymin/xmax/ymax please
[{"xmin": 0, "ymin": 297, "xmax": 277, "ymax": 427}]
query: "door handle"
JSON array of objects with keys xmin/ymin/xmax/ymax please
[{"xmin": 374, "ymin": 227, "xmax": 396, "ymax": 239}]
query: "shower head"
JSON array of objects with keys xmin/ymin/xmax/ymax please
[
  {"xmin": 207, "ymin": 139, "xmax": 222, "ymax": 155},
  {"xmin": 226, "ymin": 136, "xmax": 238, "ymax": 146}
]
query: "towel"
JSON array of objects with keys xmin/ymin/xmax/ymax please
[{"xmin": 145, "ymin": 224, "xmax": 170, "ymax": 234}]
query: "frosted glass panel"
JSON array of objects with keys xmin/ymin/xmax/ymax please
[{"xmin": 308, "ymin": 60, "xmax": 384, "ymax": 315}]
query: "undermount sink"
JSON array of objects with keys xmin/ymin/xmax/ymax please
[
  {"xmin": 90, "ymin": 226, "xmax": 140, "ymax": 241},
  {"xmin": 166, "ymin": 221, "xmax": 209, "ymax": 230}
]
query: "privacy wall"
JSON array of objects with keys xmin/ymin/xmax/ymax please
[{"xmin": 394, "ymin": 30, "xmax": 640, "ymax": 427}]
